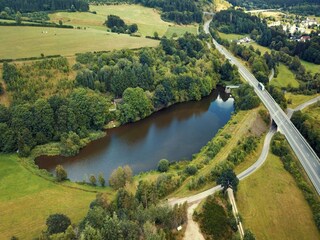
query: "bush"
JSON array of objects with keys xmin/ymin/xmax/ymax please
[
  {"xmin": 156, "ymin": 173, "xmax": 181, "ymax": 197},
  {"xmin": 55, "ymin": 165, "xmax": 67, "ymax": 182},
  {"xmin": 0, "ymin": 82, "xmax": 4, "ymax": 95},
  {"xmin": 89, "ymin": 175, "xmax": 97, "ymax": 186},
  {"xmin": 185, "ymin": 165, "xmax": 198, "ymax": 176},
  {"xmin": 244, "ymin": 229, "xmax": 256, "ymax": 240},
  {"xmin": 158, "ymin": 159, "xmax": 169, "ymax": 172},
  {"xmin": 109, "ymin": 165, "xmax": 133, "ymax": 190},
  {"xmin": 60, "ymin": 131, "xmax": 81, "ymax": 157},
  {"xmin": 98, "ymin": 173, "xmax": 105, "ymax": 187},
  {"xmin": 46, "ymin": 214, "xmax": 71, "ymax": 235}
]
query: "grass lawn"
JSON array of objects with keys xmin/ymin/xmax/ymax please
[
  {"xmin": 164, "ymin": 25, "xmax": 198, "ymax": 38},
  {"xmin": 237, "ymin": 153, "xmax": 320, "ymax": 240},
  {"xmin": 301, "ymin": 60, "xmax": 320, "ymax": 75},
  {"xmin": 285, "ymin": 92, "xmax": 320, "ymax": 109},
  {"xmin": 0, "ymin": 26, "xmax": 159, "ymax": 59},
  {"xmin": 271, "ymin": 63, "xmax": 300, "ymax": 89},
  {"xmin": 244, "ymin": 42, "xmax": 271, "ymax": 55},
  {"xmin": 0, "ymin": 154, "xmax": 99, "ymax": 239},
  {"xmin": 218, "ymin": 31, "xmax": 247, "ymax": 41}
]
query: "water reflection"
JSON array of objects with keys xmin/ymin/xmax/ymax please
[{"xmin": 36, "ymin": 87, "xmax": 234, "ymax": 181}]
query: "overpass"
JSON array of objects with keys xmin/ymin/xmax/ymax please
[{"xmin": 204, "ymin": 19, "xmax": 320, "ymax": 195}]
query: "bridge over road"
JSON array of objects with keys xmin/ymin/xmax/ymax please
[{"xmin": 204, "ymin": 19, "xmax": 320, "ymax": 195}]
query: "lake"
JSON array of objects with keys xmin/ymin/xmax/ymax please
[{"xmin": 35, "ymin": 87, "xmax": 234, "ymax": 182}]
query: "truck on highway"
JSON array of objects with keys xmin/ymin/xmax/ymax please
[{"xmin": 258, "ymin": 82, "xmax": 265, "ymax": 91}]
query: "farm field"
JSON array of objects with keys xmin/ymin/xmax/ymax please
[
  {"xmin": 0, "ymin": 154, "xmax": 96, "ymax": 239},
  {"xmin": 50, "ymin": 4, "xmax": 198, "ymax": 37},
  {"xmin": 0, "ymin": 26, "xmax": 159, "ymax": 59},
  {"xmin": 271, "ymin": 63, "xmax": 300, "ymax": 89},
  {"xmin": 237, "ymin": 152, "xmax": 320, "ymax": 240}
]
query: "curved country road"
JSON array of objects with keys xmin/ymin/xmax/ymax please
[{"xmin": 168, "ymin": 90, "xmax": 320, "ymax": 239}]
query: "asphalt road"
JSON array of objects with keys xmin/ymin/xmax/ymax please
[
  {"xmin": 204, "ymin": 19, "xmax": 320, "ymax": 195},
  {"xmin": 287, "ymin": 96, "xmax": 320, "ymax": 119}
]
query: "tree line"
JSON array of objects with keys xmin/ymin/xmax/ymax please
[
  {"xmin": 0, "ymin": 0, "xmax": 89, "ymax": 12},
  {"xmin": 0, "ymin": 88, "xmax": 111, "ymax": 156},
  {"xmin": 291, "ymin": 105, "xmax": 320, "ymax": 157}
]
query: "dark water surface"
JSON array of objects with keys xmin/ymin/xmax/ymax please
[{"xmin": 36, "ymin": 88, "xmax": 234, "ymax": 181}]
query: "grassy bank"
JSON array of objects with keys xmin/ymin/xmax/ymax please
[
  {"xmin": 170, "ymin": 106, "xmax": 268, "ymax": 198},
  {"xmin": 237, "ymin": 152, "xmax": 320, "ymax": 240},
  {"xmin": 0, "ymin": 26, "xmax": 159, "ymax": 60},
  {"xmin": 0, "ymin": 154, "xmax": 99, "ymax": 239}
]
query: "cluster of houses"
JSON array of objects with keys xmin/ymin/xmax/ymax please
[
  {"xmin": 268, "ymin": 17, "xmax": 319, "ymax": 35},
  {"xmin": 235, "ymin": 37, "xmax": 252, "ymax": 45}
]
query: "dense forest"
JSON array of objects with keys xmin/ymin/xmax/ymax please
[
  {"xmin": 0, "ymin": 0, "xmax": 89, "ymax": 12},
  {"xmin": 0, "ymin": 32, "xmax": 239, "ymax": 156}
]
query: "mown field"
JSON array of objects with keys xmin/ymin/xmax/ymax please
[
  {"xmin": 0, "ymin": 154, "xmax": 97, "ymax": 239},
  {"xmin": 271, "ymin": 63, "xmax": 300, "ymax": 89},
  {"xmin": 0, "ymin": 26, "xmax": 159, "ymax": 59},
  {"xmin": 49, "ymin": 4, "xmax": 198, "ymax": 37},
  {"xmin": 237, "ymin": 153, "xmax": 320, "ymax": 240}
]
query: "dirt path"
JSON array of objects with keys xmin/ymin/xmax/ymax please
[{"xmin": 184, "ymin": 201, "xmax": 205, "ymax": 240}]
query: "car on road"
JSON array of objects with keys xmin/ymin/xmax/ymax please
[{"xmin": 258, "ymin": 82, "xmax": 265, "ymax": 91}]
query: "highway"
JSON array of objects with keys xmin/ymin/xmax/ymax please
[{"xmin": 204, "ymin": 19, "xmax": 320, "ymax": 195}]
